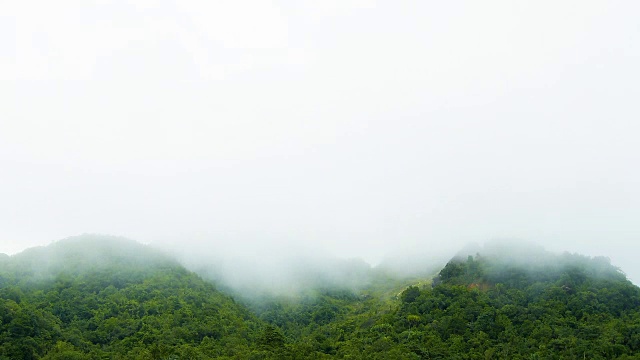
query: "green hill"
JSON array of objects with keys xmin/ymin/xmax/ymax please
[
  {"xmin": 2, "ymin": 238, "xmax": 640, "ymax": 359},
  {"xmin": 0, "ymin": 235, "xmax": 267, "ymax": 360},
  {"xmin": 335, "ymin": 244, "xmax": 640, "ymax": 359},
  {"xmin": 247, "ymin": 243, "xmax": 640, "ymax": 359}
]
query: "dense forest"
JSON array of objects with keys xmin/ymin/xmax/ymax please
[
  {"xmin": 0, "ymin": 236, "xmax": 265, "ymax": 359},
  {"xmin": 2, "ymin": 236, "xmax": 640, "ymax": 359}
]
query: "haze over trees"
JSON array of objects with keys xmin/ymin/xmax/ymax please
[
  {"xmin": 3, "ymin": 2, "xmax": 639, "ymax": 359},
  {"xmin": 4, "ymin": 1, "xmax": 640, "ymax": 285},
  {"xmin": 2, "ymin": 235, "xmax": 640, "ymax": 359}
]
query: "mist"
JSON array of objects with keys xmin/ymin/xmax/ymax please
[{"xmin": 2, "ymin": 2, "xmax": 640, "ymax": 285}]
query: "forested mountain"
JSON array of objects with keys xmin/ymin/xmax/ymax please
[
  {"xmin": 350, "ymin": 247, "xmax": 640, "ymax": 359},
  {"xmin": 0, "ymin": 236, "xmax": 268, "ymax": 359},
  {"xmin": 2, "ymin": 236, "xmax": 640, "ymax": 359},
  {"xmin": 230, "ymin": 245, "xmax": 640, "ymax": 359}
]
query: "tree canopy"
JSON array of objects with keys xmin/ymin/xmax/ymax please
[{"xmin": 2, "ymin": 236, "xmax": 640, "ymax": 359}]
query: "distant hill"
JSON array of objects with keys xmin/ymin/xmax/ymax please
[
  {"xmin": 1, "ymin": 235, "xmax": 177, "ymax": 282},
  {"xmin": 193, "ymin": 255, "xmax": 376, "ymax": 299}
]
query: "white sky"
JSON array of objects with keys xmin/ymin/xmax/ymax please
[{"xmin": 2, "ymin": 1, "xmax": 640, "ymax": 282}]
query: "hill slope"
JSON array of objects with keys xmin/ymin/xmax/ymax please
[
  {"xmin": 333, "ymin": 245, "xmax": 640, "ymax": 359},
  {"xmin": 0, "ymin": 235, "xmax": 267, "ymax": 359},
  {"xmin": 2, "ymin": 238, "xmax": 640, "ymax": 359}
]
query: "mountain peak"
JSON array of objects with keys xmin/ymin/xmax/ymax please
[{"xmin": 5, "ymin": 234, "xmax": 177, "ymax": 281}]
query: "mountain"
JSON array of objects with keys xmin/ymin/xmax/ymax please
[
  {"xmin": 1, "ymin": 235, "xmax": 177, "ymax": 283},
  {"xmin": 245, "ymin": 243, "xmax": 640, "ymax": 359},
  {"xmin": 334, "ymin": 244, "xmax": 640, "ymax": 359},
  {"xmin": 0, "ymin": 235, "xmax": 269, "ymax": 359},
  {"xmin": 2, "ymin": 237, "xmax": 640, "ymax": 359}
]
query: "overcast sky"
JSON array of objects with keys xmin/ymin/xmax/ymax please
[{"xmin": 2, "ymin": 1, "xmax": 640, "ymax": 282}]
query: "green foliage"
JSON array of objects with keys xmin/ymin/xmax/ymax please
[
  {"xmin": 344, "ymin": 251, "xmax": 640, "ymax": 359},
  {"xmin": 0, "ymin": 236, "xmax": 263, "ymax": 359},
  {"xmin": 259, "ymin": 325, "xmax": 285, "ymax": 350},
  {"xmin": 2, "ymin": 237, "xmax": 640, "ymax": 359}
]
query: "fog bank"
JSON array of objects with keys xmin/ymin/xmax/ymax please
[{"xmin": 2, "ymin": 2, "xmax": 639, "ymax": 284}]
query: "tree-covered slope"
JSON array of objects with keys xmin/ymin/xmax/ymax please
[
  {"xmin": 340, "ymin": 245, "xmax": 640, "ymax": 359},
  {"xmin": 0, "ymin": 235, "xmax": 269, "ymax": 359},
  {"xmin": 3, "ymin": 238, "xmax": 640, "ymax": 359},
  {"xmin": 246, "ymin": 269, "xmax": 434, "ymax": 359}
]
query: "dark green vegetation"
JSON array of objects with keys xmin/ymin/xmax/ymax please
[
  {"xmin": 2, "ymin": 236, "xmax": 640, "ymax": 359},
  {"xmin": 0, "ymin": 236, "xmax": 265, "ymax": 359},
  {"xmin": 386, "ymin": 250, "xmax": 640, "ymax": 359}
]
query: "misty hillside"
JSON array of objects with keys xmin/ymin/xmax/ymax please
[
  {"xmin": 2, "ymin": 236, "xmax": 640, "ymax": 359},
  {"xmin": 0, "ymin": 236, "xmax": 269, "ymax": 359},
  {"xmin": 0, "ymin": 235, "xmax": 177, "ymax": 283},
  {"xmin": 237, "ymin": 243, "xmax": 640, "ymax": 359},
  {"xmin": 5, "ymin": 1, "xmax": 640, "ymax": 359},
  {"xmin": 347, "ymin": 247, "xmax": 640, "ymax": 359}
]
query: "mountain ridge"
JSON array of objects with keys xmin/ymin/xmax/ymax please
[{"xmin": 2, "ymin": 235, "xmax": 640, "ymax": 359}]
